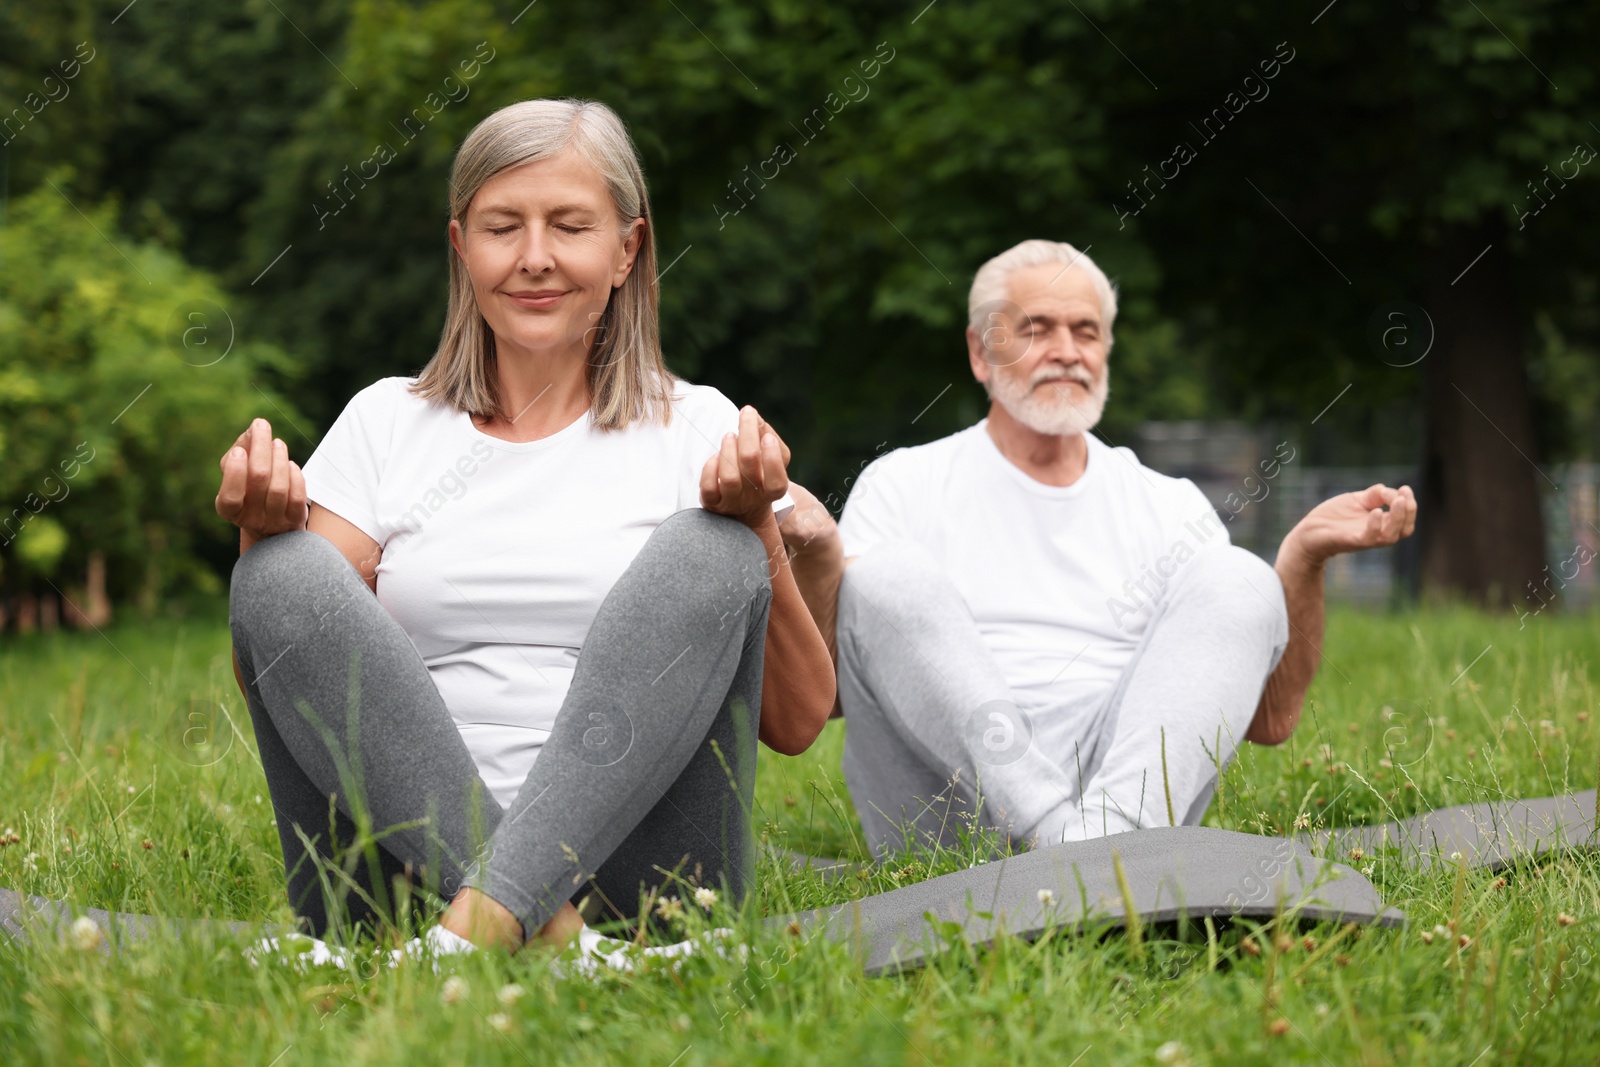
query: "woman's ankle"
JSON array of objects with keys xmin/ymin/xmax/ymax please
[
  {"xmin": 527, "ymin": 900, "xmax": 584, "ymax": 951},
  {"xmin": 440, "ymin": 887, "xmax": 524, "ymax": 951}
]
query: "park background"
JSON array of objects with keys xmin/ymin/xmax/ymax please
[
  {"xmin": 2, "ymin": 0, "xmax": 1598, "ymax": 626},
  {"xmin": 5, "ymin": 4, "xmax": 1600, "ymax": 1065}
]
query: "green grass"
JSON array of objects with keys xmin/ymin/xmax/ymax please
[{"xmin": 3, "ymin": 604, "xmax": 1599, "ymax": 1064}]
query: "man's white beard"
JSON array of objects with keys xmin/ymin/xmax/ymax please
[{"xmin": 987, "ymin": 360, "xmax": 1111, "ymax": 437}]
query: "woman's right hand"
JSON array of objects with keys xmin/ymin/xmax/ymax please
[{"xmin": 215, "ymin": 418, "xmax": 309, "ymax": 546}]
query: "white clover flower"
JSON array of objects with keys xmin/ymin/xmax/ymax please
[
  {"xmin": 654, "ymin": 896, "xmax": 685, "ymax": 922},
  {"xmin": 440, "ymin": 976, "xmax": 469, "ymax": 1005},
  {"xmin": 1293, "ymin": 814, "xmax": 1311, "ymax": 831},
  {"xmin": 1155, "ymin": 1040, "xmax": 1191, "ymax": 1066},
  {"xmin": 694, "ymin": 887, "xmax": 718, "ymax": 910},
  {"xmin": 1361, "ymin": 863, "xmax": 1375, "ymax": 877},
  {"xmin": 497, "ymin": 983, "xmax": 525, "ymax": 1007},
  {"xmin": 487, "ymin": 1012, "xmax": 513, "ymax": 1033},
  {"xmin": 69, "ymin": 916, "xmax": 102, "ymax": 952},
  {"xmin": 1037, "ymin": 889, "xmax": 1056, "ymax": 906}
]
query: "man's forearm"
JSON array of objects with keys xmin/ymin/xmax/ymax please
[
  {"xmin": 788, "ymin": 535, "xmax": 844, "ymax": 665},
  {"xmin": 750, "ymin": 513, "xmax": 837, "ymax": 754},
  {"xmin": 1247, "ymin": 535, "xmax": 1327, "ymax": 745}
]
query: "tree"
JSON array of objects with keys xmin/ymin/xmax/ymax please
[
  {"xmin": 0, "ymin": 174, "xmax": 306, "ymax": 622},
  {"xmin": 1087, "ymin": 0, "xmax": 1599, "ymax": 606}
]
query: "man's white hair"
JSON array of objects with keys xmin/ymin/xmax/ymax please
[{"xmin": 966, "ymin": 239, "xmax": 1119, "ymax": 352}]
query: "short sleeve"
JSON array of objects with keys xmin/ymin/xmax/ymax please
[
  {"xmin": 301, "ymin": 378, "xmax": 399, "ymax": 543},
  {"xmin": 674, "ymin": 384, "xmax": 795, "ymax": 521},
  {"xmin": 837, "ymin": 451, "xmax": 921, "ymax": 559},
  {"xmin": 1169, "ymin": 475, "xmax": 1232, "ymax": 551}
]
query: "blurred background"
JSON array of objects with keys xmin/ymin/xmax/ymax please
[{"xmin": 0, "ymin": 0, "xmax": 1596, "ymax": 632}]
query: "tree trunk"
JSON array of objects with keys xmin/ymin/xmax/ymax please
[
  {"xmin": 1419, "ymin": 220, "xmax": 1547, "ymax": 608},
  {"xmin": 62, "ymin": 551, "xmax": 112, "ymax": 629}
]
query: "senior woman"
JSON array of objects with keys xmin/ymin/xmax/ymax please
[{"xmin": 218, "ymin": 98, "xmax": 835, "ymax": 958}]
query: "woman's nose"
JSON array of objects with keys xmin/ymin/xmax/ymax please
[{"xmin": 517, "ymin": 227, "xmax": 556, "ymax": 273}]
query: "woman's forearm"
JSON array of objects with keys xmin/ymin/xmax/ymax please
[
  {"xmin": 748, "ymin": 513, "xmax": 836, "ymax": 755},
  {"xmin": 1246, "ymin": 534, "xmax": 1326, "ymax": 745},
  {"xmin": 231, "ymin": 528, "xmax": 258, "ymax": 700}
]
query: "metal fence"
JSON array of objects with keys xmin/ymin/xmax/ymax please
[{"xmin": 1133, "ymin": 423, "xmax": 1600, "ymax": 610}]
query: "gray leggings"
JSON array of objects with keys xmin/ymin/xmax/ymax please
[
  {"xmin": 837, "ymin": 541, "xmax": 1289, "ymax": 859},
  {"xmin": 228, "ymin": 508, "xmax": 772, "ymax": 940}
]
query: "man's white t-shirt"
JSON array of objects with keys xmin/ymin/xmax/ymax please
[
  {"xmin": 836, "ymin": 421, "xmax": 1227, "ymax": 757},
  {"xmin": 302, "ymin": 375, "xmax": 792, "ymax": 810}
]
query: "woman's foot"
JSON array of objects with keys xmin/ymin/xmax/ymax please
[
  {"xmin": 439, "ymin": 887, "xmax": 584, "ymax": 952},
  {"xmin": 555, "ymin": 924, "xmax": 741, "ymax": 978},
  {"xmin": 242, "ymin": 932, "xmax": 354, "ymax": 972}
]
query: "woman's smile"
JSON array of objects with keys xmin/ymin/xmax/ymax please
[{"xmin": 503, "ymin": 288, "xmax": 570, "ymax": 310}]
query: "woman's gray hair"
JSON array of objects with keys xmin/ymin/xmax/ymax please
[
  {"xmin": 411, "ymin": 98, "xmax": 672, "ymax": 430},
  {"xmin": 967, "ymin": 239, "xmax": 1119, "ymax": 352}
]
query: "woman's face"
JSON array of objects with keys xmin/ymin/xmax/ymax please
[{"xmin": 448, "ymin": 149, "xmax": 644, "ymax": 364}]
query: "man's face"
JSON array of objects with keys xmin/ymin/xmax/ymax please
[{"xmin": 967, "ymin": 263, "xmax": 1110, "ymax": 437}]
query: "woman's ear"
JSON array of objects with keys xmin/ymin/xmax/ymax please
[
  {"xmin": 448, "ymin": 217, "xmax": 467, "ymax": 262},
  {"xmin": 613, "ymin": 216, "xmax": 646, "ymax": 287}
]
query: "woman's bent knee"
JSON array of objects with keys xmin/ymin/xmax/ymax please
[
  {"xmin": 643, "ymin": 508, "xmax": 772, "ymax": 602},
  {"xmin": 229, "ymin": 530, "xmax": 360, "ymax": 636}
]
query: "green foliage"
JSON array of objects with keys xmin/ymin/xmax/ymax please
[
  {"xmin": 12, "ymin": 516, "xmax": 67, "ymax": 577},
  {"xmin": 4, "ymin": 0, "xmax": 1600, "ymax": 598},
  {"xmin": 0, "ymin": 173, "xmax": 306, "ymax": 605}
]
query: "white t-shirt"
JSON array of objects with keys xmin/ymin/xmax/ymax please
[
  {"xmin": 302, "ymin": 375, "xmax": 792, "ymax": 809},
  {"xmin": 837, "ymin": 421, "xmax": 1227, "ymax": 757}
]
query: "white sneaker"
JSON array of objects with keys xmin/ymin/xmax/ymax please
[
  {"xmin": 242, "ymin": 932, "xmax": 355, "ymax": 972},
  {"xmin": 553, "ymin": 924, "xmax": 740, "ymax": 978},
  {"xmin": 244, "ymin": 925, "xmax": 477, "ymax": 974},
  {"xmin": 386, "ymin": 924, "xmax": 478, "ymax": 973}
]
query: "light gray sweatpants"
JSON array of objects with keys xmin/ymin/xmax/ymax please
[
  {"xmin": 230, "ymin": 508, "xmax": 772, "ymax": 940},
  {"xmin": 837, "ymin": 540, "xmax": 1289, "ymax": 860}
]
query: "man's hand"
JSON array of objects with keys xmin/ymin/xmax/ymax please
[
  {"xmin": 1248, "ymin": 483, "xmax": 1418, "ymax": 746},
  {"xmin": 1281, "ymin": 483, "xmax": 1417, "ymax": 570},
  {"xmin": 779, "ymin": 482, "xmax": 839, "ymax": 559},
  {"xmin": 701, "ymin": 405, "xmax": 791, "ymax": 530}
]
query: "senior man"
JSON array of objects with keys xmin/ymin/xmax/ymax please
[{"xmin": 778, "ymin": 239, "xmax": 1416, "ymax": 859}]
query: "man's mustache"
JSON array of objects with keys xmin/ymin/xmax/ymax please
[{"xmin": 1030, "ymin": 368, "xmax": 1096, "ymax": 389}]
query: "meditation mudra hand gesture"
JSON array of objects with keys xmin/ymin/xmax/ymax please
[
  {"xmin": 699, "ymin": 405, "xmax": 793, "ymax": 525},
  {"xmin": 214, "ymin": 417, "xmax": 308, "ymax": 549},
  {"xmin": 1281, "ymin": 482, "xmax": 1418, "ymax": 564}
]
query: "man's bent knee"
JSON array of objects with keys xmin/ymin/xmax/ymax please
[
  {"xmin": 839, "ymin": 539, "xmax": 965, "ymax": 632},
  {"xmin": 1175, "ymin": 545, "xmax": 1288, "ymax": 646}
]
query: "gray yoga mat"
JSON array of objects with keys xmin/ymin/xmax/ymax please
[
  {"xmin": 7, "ymin": 791, "xmax": 1595, "ymax": 968},
  {"xmin": 0, "ymin": 887, "xmax": 270, "ymax": 958},
  {"xmin": 769, "ymin": 825, "xmax": 1403, "ymax": 976},
  {"xmin": 1314, "ymin": 789, "xmax": 1598, "ymax": 871}
]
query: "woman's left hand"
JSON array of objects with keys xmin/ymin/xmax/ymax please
[{"xmin": 701, "ymin": 405, "xmax": 791, "ymax": 529}]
